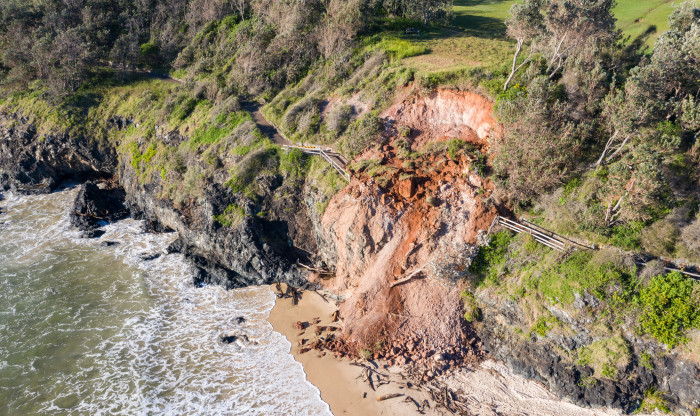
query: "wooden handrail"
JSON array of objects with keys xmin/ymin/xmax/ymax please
[
  {"xmin": 282, "ymin": 144, "xmax": 350, "ymax": 181},
  {"xmin": 486, "ymin": 215, "xmax": 700, "ymax": 281}
]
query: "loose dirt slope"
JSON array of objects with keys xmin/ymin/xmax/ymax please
[{"xmin": 314, "ymin": 88, "xmax": 502, "ymax": 365}]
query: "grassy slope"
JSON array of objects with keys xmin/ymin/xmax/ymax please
[
  {"xmin": 454, "ymin": 0, "xmax": 672, "ymax": 40},
  {"xmin": 401, "ymin": 0, "xmax": 674, "ymax": 75},
  {"xmin": 613, "ymin": 0, "xmax": 673, "ymax": 44}
]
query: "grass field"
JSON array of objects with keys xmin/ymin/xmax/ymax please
[
  {"xmin": 613, "ymin": 0, "xmax": 673, "ymax": 44},
  {"xmin": 452, "ymin": 0, "xmax": 673, "ymax": 43},
  {"xmin": 400, "ymin": 0, "xmax": 675, "ymax": 75}
]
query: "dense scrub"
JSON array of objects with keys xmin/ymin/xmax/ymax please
[{"xmin": 466, "ymin": 231, "xmax": 700, "ymax": 403}]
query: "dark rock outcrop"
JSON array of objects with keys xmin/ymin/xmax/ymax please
[
  {"xmin": 476, "ymin": 297, "xmax": 700, "ymax": 414},
  {"xmin": 120, "ymin": 158, "xmax": 312, "ymax": 288},
  {"xmin": 70, "ymin": 180, "xmax": 128, "ymax": 237},
  {"xmin": 0, "ymin": 112, "xmax": 314, "ymax": 290},
  {"xmin": 0, "ymin": 114, "xmax": 116, "ymax": 193}
]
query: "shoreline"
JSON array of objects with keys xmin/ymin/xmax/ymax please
[
  {"xmin": 267, "ymin": 283, "xmax": 437, "ymax": 416},
  {"xmin": 267, "ymin": 284, "xmax": 651, "ymax": 416}
]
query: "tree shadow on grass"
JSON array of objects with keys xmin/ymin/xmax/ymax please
[
  {"xmin": 453, "ymin": 15, "xmax": 507, "ymax": 38},
  {"xmin": 452, "ymin": 0, "xmax": 510, "ymax": 39}
]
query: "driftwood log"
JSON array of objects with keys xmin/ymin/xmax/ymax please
[{"xmin": 376, "ymin": 393, "xmax": 403, "ymax": 402}]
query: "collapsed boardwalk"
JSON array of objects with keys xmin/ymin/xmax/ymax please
[
  {"xmin": 282, "ymin": 144, "xmax": 350, "ymax": 181},
  {"xmin": 242, "ymin": 100, "xmax": 352, "ymax": 181},
  {"xmin": 487, "ymin": 215, "xmax": 700, "ymax": 281}
]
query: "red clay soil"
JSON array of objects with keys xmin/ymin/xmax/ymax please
[{"xmin": 311, "ymin": 88, "xmax": 502, "ymax": 370}]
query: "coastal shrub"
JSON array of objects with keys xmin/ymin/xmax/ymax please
[
  {"xmin": 447, "ymin": 139, "xmax": 466, "ymax": 159},
  {"xmin": 636, "ymin": 388, "xmax": 670, "ymax": 414},
  {"xmin": 533, "ymin": 251, "xmax": 632, "ymax": 305},
  {"xmin": 128, "ymin": 141, "xmax": 157, "ymax": 172},
  {"xmin": 638, "ymin": 271, "xmax": 700, "ymax": 348},
  {"xmin": 531, "ymin": 313, "xmax": 559, "ymax": 337},
  {"xmin": 213, "ymin": 203, "xmax": 246, "ymax": 227},
  {"xmin": 641, "ymin": 219, "xmax": 679, "ymax": 258},
  {"xmin": 341, "ymin": 111, "xmax": 382, "ymax": 157},
  {"xmin": 279, "ymin": 148, "xmax": 309, "ymax": 179},
  {"xmin": 226, "ymin": 145, "xmax": 279, "ymax": 198},
  {"xmin": 610, "ymin": 221, "xmax": 644, "ymax": 250},
  {"xmin": 188, "ymin": 111, "xmax": 251, "ymax": 149},
  {"xmin": 679, "ymin": 217, "xmax": 700, "ymax": 258},
  {"xmin": 282, "ymin": 97, "xmax": 319, "ymax": 135},
  {"xmin": 326, "ymin": 104, "xmax": 354, "ymax": 137},
  {"xmin": 469, "ymin": 231, "xmax": 514, "ymax": 285},
  {"xmin": 171, "ymin": 96, "xmax": 198, "ymax": 121},
  {"xmin": 577, "ymin": 336, "xmax": 630, "ymax": 379},
  {"xmin": 460, "ymin": 291, "xmax": 481, "ymax": 322}
]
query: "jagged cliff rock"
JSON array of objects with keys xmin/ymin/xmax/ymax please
[
  {"xmin": 70, "ymin": 180, "xmax": 128, "ymax": 238},
  {"xmin": 0, "ymin": 114, "xmax": 116, "ymax": 193},
  {"xmin": 119, "ymin": 158, "xmax": 311, "ymax": 288},
  {"xmin": 476, "ymin": 293, "xmax": 700, "ymax": 413},
  {"xmin": 0, "ymin": 112, "xmax": 312, "ymax": 289}
]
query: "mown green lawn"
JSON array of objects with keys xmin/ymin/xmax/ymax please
[
  {"xmin": 613, "ymin": 0, "xmax": 673, "ymax": 44},
  {"xmin": 452, "ymin": 0, "xmax": 673, "ymax": 44},
  {"xmin": 385, "ymin": 0, "xmax": 675, "ymax": 76}
]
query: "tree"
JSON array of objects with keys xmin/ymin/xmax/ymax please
[
  {"xmin": 382, "ymin": 0, "xmax": 453, "ymax": 25},
  {"xmin": 493, "ymin": 76, "xmax": 582, "ymax": 199},
  {"xmin": 44, "ymin": 28, "xmax": 94, "ymax": 95},
  {"xmin": 600, "ymin": 142, "xmax": 665, "ymax": 226},
  {"xmin": 503, "ymin": 0, "xmax": 544, "ymax": 91},
  {"xmin": 110, "ymin": 30, "xmax": 140, "ymax": 77},
  {"xmin": 595, "ymin": 85, "xmax": 646, "ymax": 166},
  {"xmin": 318, "ymin": 0, "xmax": 368, "ymax": 58},
  {"xmin": 503, "ymin": 0, "xmax": 618, "ymax": 90},
  {"xmin": 626, "ymin": 1, "xmax": 700, "ymax": 124},
  {"xmin": 233, "ymin": 0, "xmax": 247, "ymax": 20}
]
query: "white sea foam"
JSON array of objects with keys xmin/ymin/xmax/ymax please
[{"xmin": 0, "ymin": 187, "xmax": 331, "ymax": 416}]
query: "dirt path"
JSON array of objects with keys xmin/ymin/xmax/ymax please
[
  {"xmin": 241, "ymin": 101, "xmax": 292, "ymax": 146},
  {"xmin": 241, "ymin": 100, "xmax": 350, "ymax": 178}
]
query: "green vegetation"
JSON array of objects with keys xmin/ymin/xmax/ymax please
[
  {"xmin": 470, "ymin": 226, "xmax": 700, "ymax": 388},
  {"xmin": 213, "ymin": 203, "xmax": 247, "ymax": 227},
  {"xmin": 469, "ymin": 231, "xmax": 514, "ymax": 285},
  {"xmin": 452, "ymin": 0, "xmax": 671, "ymax": 44},
  {"xmin": 636, "ymin": 388, "xmax": 671, "ymax": 414},
  {"xmin": 461, "ymin": 291, "xmax": 482, "ymax": 322},
  {"xmin": 640, "ymin": 351, "xmax": 655, "ymax": 370},
  {"xmin": 576, "ymin": 337, "xmax": 631, "ymax": 379},
  {"xmin": 188, "ymin": 111, "xmax": 252, "ymax": 149},
  {"xmin": 369, "ymin": 35, "xmax": 430, "ymax": 60},
  {"xmin": 638, "ymin": 272, "xmax": 700, "ymax": 348},
  {"xmin": 530, "ymin": 313, "xmax": 560, "ymax": 337}
]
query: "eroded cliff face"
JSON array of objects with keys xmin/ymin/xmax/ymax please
[
  {"xmin": 312, "ymin": 89, "xmax": 501, "ymax": 358},
  {"xmin": 382, "ymin": 89, "xmax": 502, "ymax": 148},
  {"xmin": 309, "ymin": 88, "xmax": 699, "ymax": 415},
  {"xmin": 0, "ymin": 111, "xmax": 312, "ymax": 289},
  {"xmin": 0, "ymin": 113, "xmax": 116, "ymax": 193}
]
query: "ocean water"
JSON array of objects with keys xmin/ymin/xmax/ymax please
[{"xmin": 0, "ymin": 187, "xmax": 331, "ymax": 416}]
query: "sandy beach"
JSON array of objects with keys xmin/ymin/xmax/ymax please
[
  {"xmin": 267, "ymin": 283, "xmax": 440, "ymax": 416},
  {"xmin": 267, "ymin": 283, "xmax": 655, "ymax": 416}
]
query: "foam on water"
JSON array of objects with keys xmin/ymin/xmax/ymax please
[{"xmin": 0, "ymin": 187, "xmax": 331, "ymax": 416}]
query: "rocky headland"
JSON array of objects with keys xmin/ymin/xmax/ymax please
[{"xmin": 1, "ymin": 87, "xmax": 698, "ymax": 415}]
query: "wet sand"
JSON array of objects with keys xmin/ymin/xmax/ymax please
[
  {"xmin": 267, "ymin": 283, "xmax": 653, "ymax": 416},
  {"xmin": 267, "ymin": 284, "xmax": 437, "ymax": 416}
]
